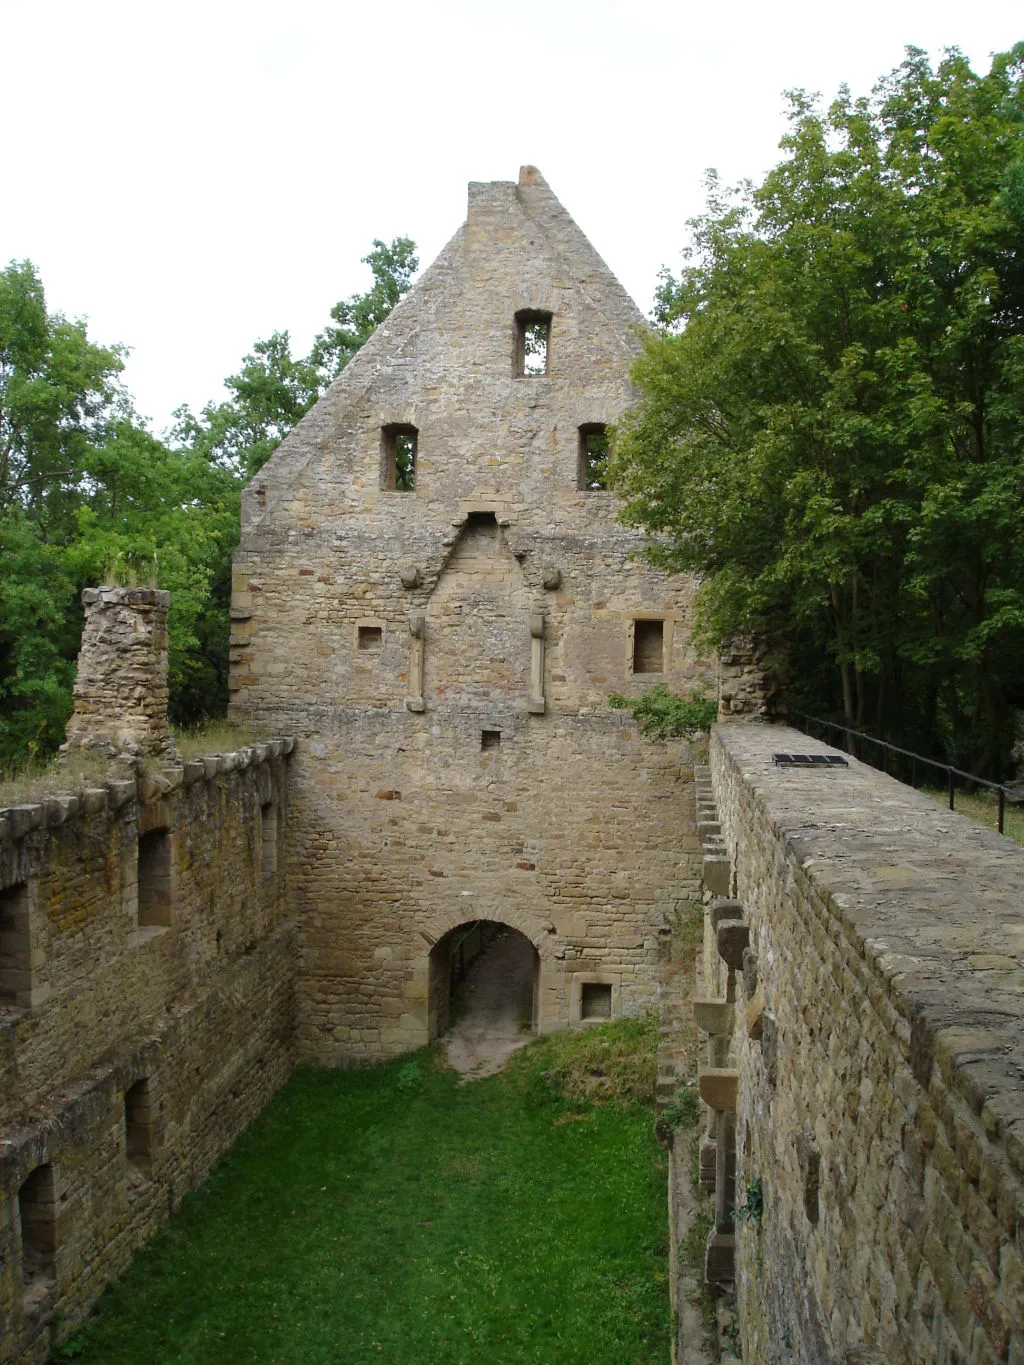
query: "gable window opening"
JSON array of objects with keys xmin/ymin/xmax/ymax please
[
  {"xmin": 578, "ymin": 424, "xmax": 610, "ymax": 490},
  {"xmin": 357, "ymin": 625, "xmax": 383, "ymax": 652},
  {"xmin": 633, "ymin": 619, "xmax": 665, "ymax": 675},
  {"xmin": 515, "ymin": 310, "xmax": 552, "ymax": 377},
  {"xmin": 381, "ymin": 424, "xmax": 417, "ymax": 491}
]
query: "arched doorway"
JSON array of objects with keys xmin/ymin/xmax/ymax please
[{"xmin": 428, "ymin": 922, "xmax": 539, "ymax": 1071}]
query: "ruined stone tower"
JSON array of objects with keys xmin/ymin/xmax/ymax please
[{"xmin": 229, "ymin": 167, "xmax": 710, "ymax": 1061}]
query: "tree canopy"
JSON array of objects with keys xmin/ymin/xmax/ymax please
[
  {"xmin": 612, "ymin": 45, "xmax": 1024, "ymax": 776},
  {"xmin": 0, "ymin": 239, "xmax": 416, "ymax": 766}
]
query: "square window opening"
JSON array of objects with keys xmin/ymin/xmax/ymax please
[
  {"xmin": 381, "ymin": 424, "xmax": 417, "ymax": 491},
  {"xmin": 481, "ymin": 729, "xmax": 501, "ymax": 750},
  {"xmin": 514, "ymin": 310, "xmax": 551, "ymax": 377},
  {"xmin": 633, "ymin": 619, "xmax": 664, "ymax": 674},
  {"xmin": 261, "ymin": 802, "xmax": 278, "ymax": 879},
  {"xmin": 357, "ymin": 625, "xmax": 383, "ymax": 652},
  {"xmin": 581, "ymin": 982, "xmax": 612, "ymax": 1020},
  {"xmin": 138, "ymin": 829, "xmax": 173, "ymax": 927},
  {"xmin": 19, "ymin": 1163, "xmax": 56, "ymax": 1291},
  {"xmin": 0, "ymin": 882, "xmax": 32, "ymax": 1008},
  {"xmin": 124, "ymin": 1078, "xmax": 153, "ymax": 1172},
  {"xmin": 577, "ymin": 424, "xmax": 610, "ymax": 490}
]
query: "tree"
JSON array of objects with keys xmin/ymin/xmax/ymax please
[
  {"xmin": 173, "ymin": 236, "xmax": 419, "ymax": 481},
  {"xmin": 612, "ymin": 46, "xmax": 1024, "ymax": 775},
  {"xmin": 309, "ymin": 236, "xmax": 419, "ymax": 386},
  {"xmin": 0, "ymin": 235, "xmax": 418, "ymax": 765}
]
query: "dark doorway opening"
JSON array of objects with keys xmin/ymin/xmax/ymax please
[{"xmin": 428, "ymin": 922, "xmax": 539, "ymax": 1076}]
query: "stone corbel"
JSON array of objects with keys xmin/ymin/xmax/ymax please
[
  {"xmin": 406, "ymin": 613, "xmax": 426, "ymax": 712},
  {"xmin": 528, "ymin": 613, "xmax": 546, "ymax": 714}
]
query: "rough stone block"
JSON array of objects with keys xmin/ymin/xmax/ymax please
[
  {"xmin": 699, "ymin": 1068, "xmax": 739, "ymax": 1111},
  {"xmin": 694, "ymin": 998, "xmax": 733, "ymax": 1035},
  {"xmin": 705, "ymin": 1230, "xmax": 735, "ymax": 1288},
  {"xmin": 717, "ymin": 921, "xmax": 750, "ymax": 970}
]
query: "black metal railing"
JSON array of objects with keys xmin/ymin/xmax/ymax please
[{"xmin": 791, "ymin": 712, "xmax": 1017, "ymax": 836}]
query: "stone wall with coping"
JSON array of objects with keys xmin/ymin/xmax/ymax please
[
  {"xmin": 0, "ymin": 740, "xmax": 296, "ymax": 1365},
  {"xmin": 708, "ymin": 723, "xmax": 1024, "ymax": 1365}
]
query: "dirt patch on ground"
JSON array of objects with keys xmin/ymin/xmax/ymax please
[{"xmin": 444, "ymin": 929, "xmax": 535, "ymax": 1080}]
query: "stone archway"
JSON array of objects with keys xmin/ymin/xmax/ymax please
[{"xmin": 427, "ymin": 921, "xmax": 540, "ymax": 1047}]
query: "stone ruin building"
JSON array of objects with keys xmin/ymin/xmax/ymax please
[
  {"xmin": 226, "ymin": 164, "xmax": 727, "ymax": 1059},
  {"xmin": 2, "ymin": 169, "xmax": 1022, "ymax": 1365}
]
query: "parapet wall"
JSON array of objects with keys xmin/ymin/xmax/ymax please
[
  {"xmin": 0, "ymin": 741, "xmax": 296, "ymax": 1365},
  {"xmin": 705, "ymin": 724, "xmax": 1024, "ymax": 1364}
]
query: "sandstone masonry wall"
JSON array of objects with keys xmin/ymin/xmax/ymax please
[
  {"xmin": 706, "ymin": 724, "xmax": 1024, "ymax": 1365},
  {"xmin": 229, "ymin": 168, "xmax": 713, "ymax": 1056},
  {"xmin": 0, "ymin": 742, "xmax": 295, "ymax": 1365}
]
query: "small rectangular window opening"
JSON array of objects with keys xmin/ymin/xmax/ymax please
[
  {"xmin": 138, "ymin": 829, "xmax": 173, "ymax": 927},
  {"xmin": 0, "ymin": 882, "xmax": 33, "ymax": 1008},
  {"xmin": 481, "ymin": 729, "xmax": 501, "ymax": 750},
  {"xmin": 19, "ymin": 1163, "xmax": 56, "ymax": 1292},
  {"xmin": 515, "ymin": 310, "xmax": 551, "ymax": 377},
  {"xmin": 357, "ymin": 625, "xmax": 383, "ymax": 651},
  {"xmin": 261, "ymin": 802, "xmax": 278, "ymax": 878},
  {"xmin": 125, "ymin": 1078, "xmax": 153, "ymax": 1172},
  {"xmin": 381, "ymin": 424, "xmax": 417, "ymax": 491},
  {"xmin": 578, "ymin": 424, "xmax": 610, "ymax": 490},
  {"xmin": 633, "ymin": 619, "xmax": 665, "ymax": 674},
  {"xmin": 581, "ymin": 983, "xmax": 612, "ymax": 1020}
]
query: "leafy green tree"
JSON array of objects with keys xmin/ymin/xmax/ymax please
[
  {"xmin": 613, "ymin": 46, "xmax": 1024, "ymax": 775},
  {"xmin": 0, "ymin": 234, "xmax": 417, "ymax": 764},
  {"xmin": 309, "ymin": 237, "xmax": 419, "ymax": 385}
]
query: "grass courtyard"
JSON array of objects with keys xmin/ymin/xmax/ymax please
[{"xmin": 52, "ymin": 1018, "xmax": 669, "ymax": 1365}]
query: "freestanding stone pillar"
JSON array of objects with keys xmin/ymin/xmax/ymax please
[{"xmin": 61, "ymin": 587, "xmax": 179, "ymax": 766}]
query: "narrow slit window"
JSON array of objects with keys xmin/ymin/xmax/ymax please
[
  {"xmin": 381, "ymin": 424, "xmax": 417, "ymax": 491},
  {"xmin": 138, "ymin": 829, "xmax": 173, "ymax": 927},
  {"xmin": 633, "ymin": 620, "xmax": 664, "ymax": 674},
  {"xmin": 124, "ymin": 1078, "xmax": 153, "ymax": 1172},
  {"xmin": 481, "ymin": 729, "xmax": 501, "ymax": 750},
  {"xmin": 261, "ymin": 802, "xmax": 278, "ymax": 878},
  {"xmin": 19, "ymin": 1163, "xmax": 56, "ymax": 1293},
  {"xmin": 515, "ymin": 310, "xmax": 551, "ymax": 377},
  {"xmin": 357, "ymin": 625, "xmax": 383, "ymax": 652},
  {"xmin": 581, "ymin": 983, "xmax": 612, "ymax": 1020},
  {"xmin": 0, "ymin": 882, "xmax": 33, "ymax": 1008},
  {"xmin": 578, "ymin": 424, "xmax": 610, "ymax": 490}
]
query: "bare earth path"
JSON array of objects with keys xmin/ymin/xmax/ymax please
[{"xmin": 444, "ymin": 930, "xmax": 535, "ymax": 1080}]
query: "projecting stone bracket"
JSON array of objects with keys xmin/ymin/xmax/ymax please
[
  {"xmin": 698, "ymin": 1068, "xmax": 738, "ymax": 1111},
  {"xmin": 693, "ymin": 998, "xmax": 734, "ymax": 1036},
  {"xmin": 717, "ymin": 921, "xmax": 750, "ymax": 971}
]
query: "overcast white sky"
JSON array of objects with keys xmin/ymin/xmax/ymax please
[{"xmin": 2, "ymin": 0, "xmax": 1021, "ymax": 433}]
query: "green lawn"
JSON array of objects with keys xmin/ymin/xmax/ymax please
[{"xmin": 54, "ymin": 1020, "xmax": 668, "ymax": 1365}]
